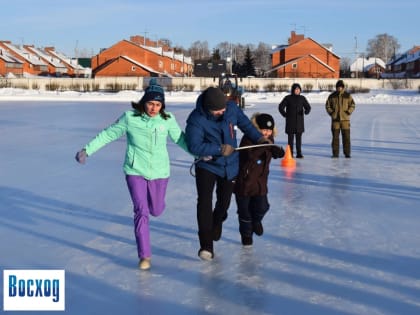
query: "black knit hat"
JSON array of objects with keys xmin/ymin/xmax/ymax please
[
  {"xmin": 132, "ymin": 78, "xmax": 165, "ymax": 110},
  {"xmin": 336, "ymin": 80, "xmax": 345, "ymax": 88},
  {"xmin": 202, "ymin": 87, "xmax": 226, "ymax": 111},
  {"xmin": 255, "ymin": 113, "xmax": 275, "ymax": 130}
]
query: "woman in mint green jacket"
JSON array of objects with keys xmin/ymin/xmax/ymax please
[{"xmin": 75, "ymin": 79, "xmax": 188, "ymax": 270}]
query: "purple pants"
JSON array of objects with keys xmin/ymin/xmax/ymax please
[{"xmin": 126, "ymin": 175, "xmax": 169, "ymax": 259}]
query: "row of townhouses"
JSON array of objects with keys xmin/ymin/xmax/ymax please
[
  {"xmin": 1, "ymin": 32, "xmax": 419, "ymax": 79},
  {"xmin": 0, "ymin": 41, "xmax": 90, "ymax": 78},
  {"xmin": 90, "ymin": 31, "xmax": 342, "ymax": 79},
  {"xmin": 349, "ymin": 46, "xmax": 420, "ymax": 79},
  {"xmin": 92, "ymin": 35, "xmax": 193, "ymax": 78},
  {"xmin": 382, "ymin": 46, "xmax": 420, "ymax": 78}
]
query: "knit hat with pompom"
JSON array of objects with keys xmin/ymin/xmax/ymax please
[{"xmin": 132, "ymin": 78, "xmax": 165, "ymax": 110}]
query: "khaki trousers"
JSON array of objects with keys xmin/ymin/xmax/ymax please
[{"xmin": 331, "ymin": 121, "xmax": 351, "ymax": 157}]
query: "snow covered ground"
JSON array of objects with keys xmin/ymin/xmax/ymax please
[{"xmin": 1, "ymin": 88, "xmax": 420, "ymax": 315}]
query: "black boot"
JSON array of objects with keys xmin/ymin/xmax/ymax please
[
  {"xmin": 287, "ymin": 133, "xmax": 295, "ymax": 157},
  {"xmin": 212, "ymin": 221, "xmax": 222, "ymax": 241},
  {"xmin": 241, "ymin": 234, "xmax": 253, "ymax": 246},
  {"xmin": 253, "ymin": 221, "xmax": 264, "ymax": 236},
  {"xmin": 198, "ymin": 231, "xmax": 213, "ymax": 259},
  {"xmin": 296, "ymin": 133, "xmax": 303, "ymax": 158},
  {"xmin": 212, "ymin": 211, "xmax": 227, "ymax": 241}
]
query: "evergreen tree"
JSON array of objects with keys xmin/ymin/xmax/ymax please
[
  {"xmin": 211, "ymin": 48, "xmax": 221, "ymax": 61},
  {"xmin": 232, "ymin": 60, "xmax": 242, "ymax": 75},
  {"xmin": 242, "ymin": 47, "xmax": 256, "ymax": 77}
]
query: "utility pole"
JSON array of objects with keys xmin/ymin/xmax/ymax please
[
  {"xmin": 143, "ymin": 29, "xmax": 149, "ymax": 46},
  {"xmin": 74, "ymin": 40, "xmax": 78, "ymax": 59},
  {"xmin": 354, "ymin": 36, "xmax": 358, "ymax": 78}
]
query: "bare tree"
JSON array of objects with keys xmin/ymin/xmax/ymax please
[
  {"xmin": 340, "ymin": 57, "xmax": 351, "ymax": 71},
  {"xmin": 214, "ymin": 41, "xmax": 232, "ymax": 60},
  {"xmin": 188, "ymin": 41, "xmax": 210, "ymax": 60},
  {"xmin": 214, "ymin": 42, "xmax": 272, "ymax": 76},
  {"xmin": 172, "ymin": 45, "xmax": 188, "ymax": 54},
  {"xmin": 366, "ymin": 33, "xmax": 400, "ymax": 63},
  {"xmin": 253, "ymin": 42, "xmax": 272, "ymax": 75},
  {"xmin": 339, "ymin": 57, "xmax": 352, "ymax": 77},
  {"xmin": 233, "ymin": 43, "xmax": 250, "ymax": 64},
  {"xmin": 188, "ymin": 40, "xmax": 275, "ymax": 77},
  {"xmin": 77, "ymin": 48, "xmax": 92, "ymax": 58},
  {"xmin": 214, "ymin": 42, "xmax": 251, "ymax": 64},
  {"xmin": 159, "ymin": 38, "xmax": 172, "ymax": 47}
]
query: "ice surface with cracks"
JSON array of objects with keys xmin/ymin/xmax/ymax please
[{"xmin": 0, "ymin": 89, "xmax": 420, "ymax": 315}]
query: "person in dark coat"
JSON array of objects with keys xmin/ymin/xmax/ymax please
[
  {"xmin": 234, "ymin": 113, "xmax": 284, "ymax": 246},
  {"xmin": 278, "ymin": 83, "xmax": 311, "ymax": 158},
  {"xmin": 185, "ymin": 87, "xmax": 270, "ymax": 261}
]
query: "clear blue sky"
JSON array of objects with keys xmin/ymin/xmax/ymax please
[{"xmin": 2, "ymin": 0, "xmax": 418, "ymax": 59}]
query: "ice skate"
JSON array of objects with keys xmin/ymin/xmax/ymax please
[{"xmin": 139, "ymin": 258, "xmax": 151, "ymax": 270}]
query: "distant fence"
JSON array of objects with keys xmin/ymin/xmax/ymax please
[{"xmin": 1, "ymin": 77, "xmax": 420, "ymax": 92}]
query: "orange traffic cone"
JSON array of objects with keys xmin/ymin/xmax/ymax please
[{"xmin": 281, "ymin": 145, "xmax": 296, "ymax": 168}]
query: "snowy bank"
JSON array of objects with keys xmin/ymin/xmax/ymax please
[{"xmin": 0, "ymin": 88, "xmax": 420, "ymax": 105}]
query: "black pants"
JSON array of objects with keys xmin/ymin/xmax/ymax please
[
  {"xmin": 287, "ymin": 133, "xmax": 302, "ymax": 156},
  {"xmin": 195, "ymin": 167, "xmax": 235, "ymax": 252},
  {"xmin": 235, "ymin": 195, "xmax": 269, "ymax": 237}
]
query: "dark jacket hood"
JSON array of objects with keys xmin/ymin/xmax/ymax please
[{"xmin": 291, "ymin": 83, "xmax": 302, "ymax": 95}]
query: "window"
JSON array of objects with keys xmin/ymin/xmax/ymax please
[
  {"xmin": 6, "ymin": 62, "xmax": 23, "ymax": 69},
  {"xmin": 292, "ymin": 63, "xmax": 297, "ymax": 69}
]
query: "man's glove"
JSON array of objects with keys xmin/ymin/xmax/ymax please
[
  {"xmin": 257, "ymin": 137, "xmax": 273, "ymax": 145},
  {"xmin": 221, "ymin": 144, "xmax": 235, "ymax": 156},
  {"xmin": 75, "ymin": 149, "xmax": 88, "ymax": 164},
  {"xmin": 271, "ymin": 146, "xmax": 285, "ymax": 159}
]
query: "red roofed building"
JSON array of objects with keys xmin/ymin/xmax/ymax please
[
  {"xmin": 269, "ymin": 31, "xmax": 340, "ymax": 78},
  {"xmin": 91, "ymin": 36, "xmax": 192, "ymax": 78}
]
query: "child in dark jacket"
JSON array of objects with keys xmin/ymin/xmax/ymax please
[{"xmin": 234, "ymin": 113, "xmax": 284, "ymax": 246}]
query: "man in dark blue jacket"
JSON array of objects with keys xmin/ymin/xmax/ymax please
[{"xmin": 186, "ymin": 87, "xmax": 269, "ymax": 261}]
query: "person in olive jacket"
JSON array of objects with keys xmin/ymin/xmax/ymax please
[
  {"xmin": 185, "ymin": 87, "xmax": 270, "ymax": 261},
  {"xmin": 325, "ymin": 80, "xmax": 356, "ymax": 158},
  {"xmin": 75, "ymin": 79, "xmax": 189, "ymax": 271},
  {"xmin": 234, "ymin": 113, "xmax": 284, "ymax": 246},
  {"xmin": 278, "ymin": 83, "xmax": 311, "ymax": 158}
]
